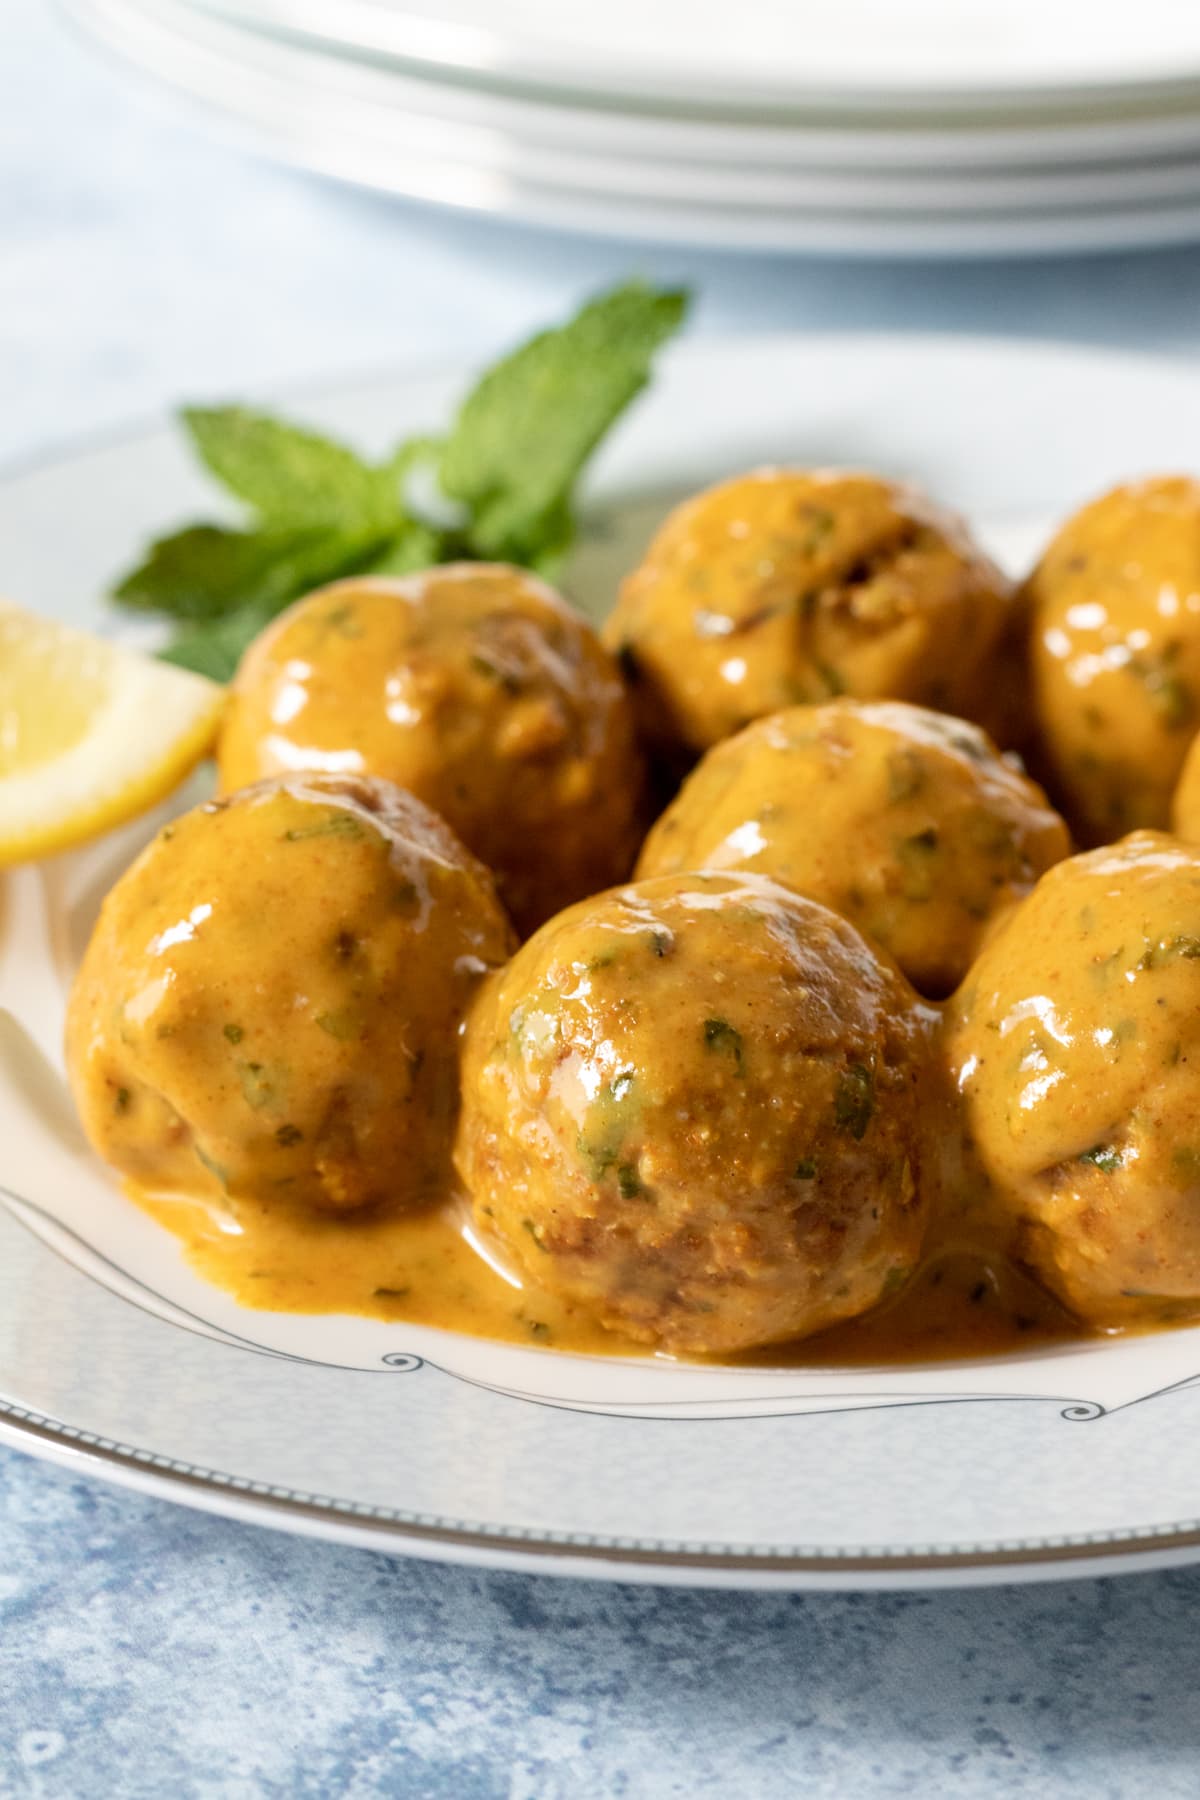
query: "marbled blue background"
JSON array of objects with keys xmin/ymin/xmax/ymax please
[{"xmin": 7, "ymin": 3, "xmax": 1200, "ymax": 1791}]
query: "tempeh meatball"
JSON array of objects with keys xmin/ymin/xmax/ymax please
[
  {"xmin": 945, "ymin": 831, "xmax": 1200, "ymax": 1325},
  {"xmin": 1027, "ymin": 476, "xmax": 1200, "ymax": 842},
  {"xmin": 455, "ymin": 871, "xmax": 936, "ymax": 1355},
  {"xmin": 67, "ymin": 773, "xmax": 514, "ymax": 1214},
  {"xmin": 637, "ymin": 701, "xmax": 1069, "ymax": 997},
  {"xmin": 218, "ymin": 565, "xmax": 646, "ymax": 935},
  {"xmin": 603, "ymin": 468, "xmax": 1014, "ymax": 763}
]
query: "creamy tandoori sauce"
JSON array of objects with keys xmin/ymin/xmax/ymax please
[{"xmin": 130, "ymin": 1181, "xmax": 1084, "ymax": 1366}]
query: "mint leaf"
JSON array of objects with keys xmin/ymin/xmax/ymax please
[
  {"xmin": 440, "ymin": 281, "xmax": 689, "ymax": 563},
  {"xmin": 183, "ymin": 407, "xmax": 393, "ymax": 529},
  {"xmin": 152, "ymin": 517, "xmax": 453, "ymax": 680},
  {"xmin": 114, "ymin": 523, "xmax": 302, "ymax": 622},
  {"xmin": 364, "ymin": 521, "xmax": 449, "ymax": 577},
  {"xmin": 523, "ymin": 497, "xmax": 574, "ymax": 584},
  {"xmin": 108, "ymin": 281, "xmax": 690, "ymax": 680},
  {"xmin": 113, "ymin": 413, "xmax": 441, "ymax": 635},
  {"xmin": 159, "ymin": 598, "xmax": 284, "ymax": 682},
  {"xmin": 116, "ymin": 520, "xmax": 393, "ymax": 624}
]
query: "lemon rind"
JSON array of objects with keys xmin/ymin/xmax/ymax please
[{"xmin": 0, "ymin": 640, "xmax": 225, "ymax": 865}]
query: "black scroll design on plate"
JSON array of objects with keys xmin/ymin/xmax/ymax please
[
  {"xmin": 0, "ymin": 1182, "xmax": 428, "ymax": 1376},
  {"xmin": 8, "ymin": 1180, "xmax": 1200, "ymax": 1427}
]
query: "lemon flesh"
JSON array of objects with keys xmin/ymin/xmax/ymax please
[{"xmin": 0, "ymin": 601, "xmax": 226, "ymax": 864}]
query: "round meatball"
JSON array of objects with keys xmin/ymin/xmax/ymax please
[
  {"xmin": 944, "ymin": 831, "xmax": 1200, "ymax": 1325},
  {"xmin": 637, "ymin": 701, "xmax": 1069, "ymax": 998},
  {"xmin": 455, "ymin": 871, "xmax": 935, "ymax": 1354},
  {"xmin": 603, "ymin": 468, "xmax": 1014, "ymax": 762},
  {"xmin": 217, "ymin": 565, "xmax": 645, "ymax": 936},
  {"xmin": 1027, "ymin": 476, "xmax": 1200, "ymax": 842},
  {"xmin": 67, "ymin": 774, "xmax": 514, "ymax": 1214}
]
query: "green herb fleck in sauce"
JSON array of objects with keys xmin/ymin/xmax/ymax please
[
  {"xmin": 896, "ymin": 828, "xmax": 940, "ymax": 901},
  {"xmin": 238, "ymin": 1061, "xmax": 274, "ymax": 1108},
  {"xmin": 1136, "ymin": 934, "xmax": 1200, "ymax": 970},
  {"xmin": 194, "ymin": 1143, "xmax": 229, "ymax": 1187},
  {"xmin": 617, "ymin": 1163, "xmax": 645, "ymax": 1199},
  {"xmin": 703, "ymin": 1017, "xmax": 744, "ymax": 1072},
  {"xmin": 469, "ymin": 652, "xmax": 522, "ymax": 693},
  {"xmin": 578, "ymin": 1134, "xmax": 619, "ymax": 1181},
  {"xmin": 834, "ymin": 1064, "xmax": 875, "ymax": 1140},
  {"xmin": 886, "ymin": 748, "xmax": 927, "ymax": 805},
  {"xmin": 315, "ymin": 1008, "xmax": 361, "ymax": 1041},
  {"xmin": 800, "ymin": 506, "xmax": 835, "ymax": 552},
  {"xmin": 321, "ymin": 602, "xmax": 364, "ymax": 639},
  {"xmin": 283, "ymin": 812, "xmax": 368, "ymax": 844}
]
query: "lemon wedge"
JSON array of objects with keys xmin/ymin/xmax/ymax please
[{"xmin": 0, "ymin": 600, "xmax": 225, "ymax": 864}]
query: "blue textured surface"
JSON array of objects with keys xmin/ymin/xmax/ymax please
[
  {"xmin": 6, "ymin": 1449, "xmax": 1200, "ymax": 1798},
  {"xmin": 8, "ymin": 2, "xmax": 1200, "ymax": 1791}
]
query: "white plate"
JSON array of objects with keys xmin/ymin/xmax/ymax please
[
  {"xmin": 181, "ymin": 0, "xmax": 1200, "ymax": 110},
  {"xmin": 6, "ymin": 333, "xmax": 1200, "ymax": 1590},
  {"xmin": 68, "ymin": 0, "xmax": 1200, "ymax": 213},
  {"xmin": 165, "ymin": 0, "xmax": 1200, "ymax": 171},
  {"xmin": 63, "ymin": 0, "xmax": 1200, "ymax": 257}
]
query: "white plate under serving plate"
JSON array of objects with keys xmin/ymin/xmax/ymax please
[
  {"xmin": 63, "ymin": 0, "xmax": 1200, "ymax": 258},
  {"xmin": 78, "ymin": 0, "xmax": 1200, "ymax": 170},
  {"xmin": 5, "ymin": 333, "xmax": 1200, "ymax": 1589},
  {"xmin": 66, "ymin": 0, "xmax": 1200, "ymax": 214},
  {"xmin": 181, "ymin": 0, "xmax": 1200, "ymax": 111}
]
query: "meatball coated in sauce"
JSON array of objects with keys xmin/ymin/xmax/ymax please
[
  {"xmin": 217, "ymin": 565, "xmax": 646, "ymax": 936},
  {"xmin": 1027, "ymin": 476, "xmax": 1200, "ymax": 843},
  {"xmin": 945, "ymin": 831, "xmax": 1200, "ymax": 1325},
  {"xmin": 455, "ymin": 873, "xmax": 936, "ymax": 1355},
  {"xmin": 67, "ymin": 774, "xmax": 514, "ymax": 1215},
  {"xmin": 637, "ymin": 701, "xmax": 1069, "ymax": 999},
  {"xmin": 603, "ymin": 468, "xmax": 1014, "ymax": 762}
]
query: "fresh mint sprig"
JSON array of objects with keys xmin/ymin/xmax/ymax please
[
  {"xmin": 439, "ymin": 282, "xmax": 689, "ymax": 567},
  {"xmin": 112, "ymin": 281, "xmax": 689, "ymax": 680}
]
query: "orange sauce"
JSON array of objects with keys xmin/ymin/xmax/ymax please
[{"xmin": 131, "ymin": 1183, "xmax": 1088, "ymax": 1366}]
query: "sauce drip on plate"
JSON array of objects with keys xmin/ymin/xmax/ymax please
[{"xmin": 131, "ymin": 1183, "xmax": 1085, "ymax": 1366}]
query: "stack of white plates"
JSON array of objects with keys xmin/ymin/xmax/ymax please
[{"xmin": 65, "ymin": 0, "xmax": 1200, "ymax": 255}]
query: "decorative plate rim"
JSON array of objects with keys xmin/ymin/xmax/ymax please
[{"xmin": 11, "ymin": 1389, "xmax": 1200, "ymax": 1581}]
